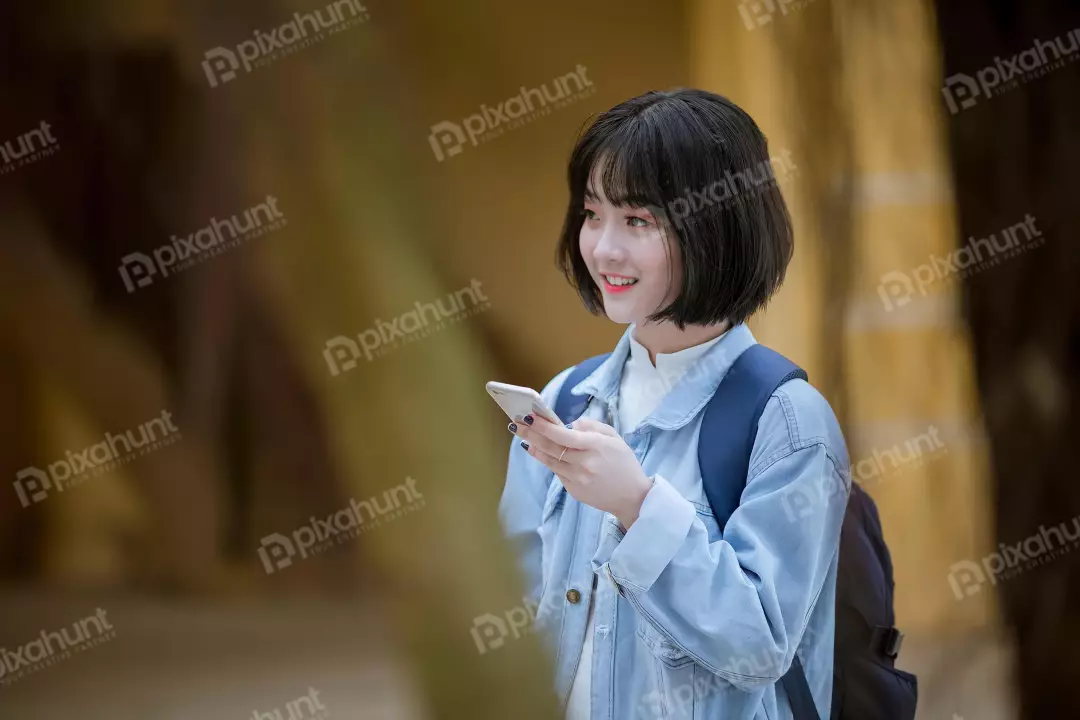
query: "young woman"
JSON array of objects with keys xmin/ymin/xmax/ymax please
[{"xmin": 498, "ymin": 89, "xmax": 850, "ymax": 719}]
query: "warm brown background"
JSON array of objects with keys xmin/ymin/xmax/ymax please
[{"xmin": 2, "ymin": 0, "xmax": 1076, "ymax": 717}]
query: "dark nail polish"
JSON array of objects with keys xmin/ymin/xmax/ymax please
[
  {"xmin": 508, "ymin": 422, "xmax": 517, "ymax": 433},
  {"xmin": 523, "ymin": 415, "xmax": 534, "ymax": 425},
  {"xmin": 565, "ymin": 423, "xmax": 573, "ymax": 429},
  {"xmin": 520, "ymin": 441, "xmax": 530, "ymax": 450}
]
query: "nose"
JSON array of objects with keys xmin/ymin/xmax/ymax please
[{"xmin": 591, "ymin": 219, "xmax": 626, "ymax": 265}]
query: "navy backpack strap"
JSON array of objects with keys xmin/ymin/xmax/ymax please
[
  {"xmin": 696, "ymin": 343, "xmax": 819, "ymax": 720},
  {"xmin": 553, "ymin": 353, "xmax": 610, "ymax": 424},
  {"xmin": 697, "ymin": 343, "xmax": 807, "ymax": 531},
  {"xmin": 780, "ymin": 656, "xmax": 820, "ymax": 720}
]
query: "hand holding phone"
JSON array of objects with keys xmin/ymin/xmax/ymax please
[{"xmin": 488, "ymin": 379, "xmax": 653, "ymax": 528}]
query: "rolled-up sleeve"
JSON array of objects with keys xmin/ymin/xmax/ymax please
[
  {"xmin": 592, "ymin": 410, "xmax": 849, "ymax": 691},
  {"xmin": 597, "ymin": 475, "xmax": 696, "ymax": 592}
]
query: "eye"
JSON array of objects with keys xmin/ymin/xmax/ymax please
[
  {"xmin": 582, "ymin": 208, "xmax": 599, "ymax": 221},
  {"xmin": 627, "ymin": 214, "xmax": 652, "ymax": 228}
]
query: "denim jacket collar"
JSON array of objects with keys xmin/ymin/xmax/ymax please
[{"xmin": 570, "ymin": 322, "xmax": 758, "ymax": 431}]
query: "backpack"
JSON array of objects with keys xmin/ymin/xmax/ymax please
[{"xmin": 553, "ymin": 344, "xmax": 918, "ymax": 720}]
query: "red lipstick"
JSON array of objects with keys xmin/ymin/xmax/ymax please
[{"xmin": 600, "ymin": 273, "xmax": 638, "ymax": 294}]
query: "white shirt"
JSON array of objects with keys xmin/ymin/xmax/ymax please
[{"xmin": 564, "ymin": 324, "xmax": 729, "ymax": 719}]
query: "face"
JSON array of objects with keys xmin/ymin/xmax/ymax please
[{"xmin": 579, "ymin": 165, "xmax": 683, "ymax": 326}]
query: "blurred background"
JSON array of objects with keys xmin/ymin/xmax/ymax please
[{"xmin": 0, "ymin": 0, "xmax": 1077, "ymax": 717}]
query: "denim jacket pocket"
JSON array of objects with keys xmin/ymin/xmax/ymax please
[
  {"xmin": 540, "ymin": 477, "xmax": 567, "ymax": 524},
  {"xmin": 536, "ymin": 478, "xmax": 567, "ymax": 592},
  {"xmin": 636, "ymin": 618, "xmax": 695, "ymax": 669}
]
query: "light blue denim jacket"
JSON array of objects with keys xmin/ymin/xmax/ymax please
[{"xmin": 498, "ymin": 323, "xmax": 851, "ymax": 719}]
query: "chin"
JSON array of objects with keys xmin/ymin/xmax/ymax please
[{"xmin": 600, "ymin": 302, "xmax": 639, "ymax": 325}]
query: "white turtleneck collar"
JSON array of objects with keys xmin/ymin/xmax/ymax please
[{"xmin": 617, "ymin": 323, "xmax": 729, "ymax": 432}]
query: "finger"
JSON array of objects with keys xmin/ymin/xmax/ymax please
[
  {"xmin": 527, "ymin": 441, "xmax": 574, "ymax": 476},
  {"xmin": 515, "ymin": 422, "xmax": 567, "ymax": 459},
  {"xmin": 571, "ymin": 418, "xmax": 619, "ymax": 437},
  {"xmin": 507, "ymin": 420, "xmax": 528, "ymax": 440},
  {"xmin": 528, "ymin": 417, "xmax": 601, "ymax": 449}
]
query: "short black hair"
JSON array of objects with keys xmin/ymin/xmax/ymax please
[{"xmin": 555, "ymin": 88, "xmax": 794, "ymax": 329}]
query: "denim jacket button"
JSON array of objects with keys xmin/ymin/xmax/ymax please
[{"xmin": 566, "ymin": 588, "xmax": 581, "ymax": 604}]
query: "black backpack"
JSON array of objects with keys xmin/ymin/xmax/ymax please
[{"xmin": 553, "ymin": 344, "xmax": 918, "ymax": 719}]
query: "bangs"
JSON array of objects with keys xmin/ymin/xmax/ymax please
[{"xmin": 569, "ymin": 118, "xmax": 676, "ymax": 218}]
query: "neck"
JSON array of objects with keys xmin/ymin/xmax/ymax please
[{"xmin": 632, "ymin": 319, "xmax": 732, "ymax": 365}]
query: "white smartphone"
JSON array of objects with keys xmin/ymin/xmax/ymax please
[{"xmin": 486, "ymin": 381, "xmax": 563, "ymax": 425}]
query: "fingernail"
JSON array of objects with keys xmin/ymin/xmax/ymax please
[
  {"xmin": 508, "ymin": 422, "xmax": 518, "ymax": 433},
  {"xmin": 520, "ymin": 441, "xmax": 530, "ymax": 450},
  {"xmin": 523, "ymin": 415, "xmax": 534, "ymax": 425}
]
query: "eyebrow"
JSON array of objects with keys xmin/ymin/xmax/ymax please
[{"xmin": 583, "ymin": 190, "xmax": 655, "ymax": 215}]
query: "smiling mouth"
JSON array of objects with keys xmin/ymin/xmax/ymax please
[{"xmin": 601, "ymin": 274, "xmax": 639, "ymax": 292}]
